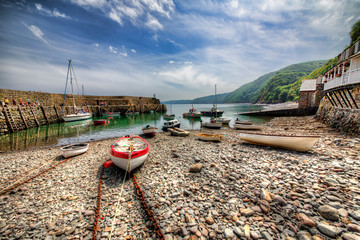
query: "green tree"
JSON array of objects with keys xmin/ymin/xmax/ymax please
[{"xmin": 350, "ymin": 19, "xmax": 360, "ymax": 45}]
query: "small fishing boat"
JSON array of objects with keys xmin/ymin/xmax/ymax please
[
  {"xmin": 163, "ymin": 114, "xmax": 175, "ymax": 120},
  {"xmin": 239, "ymin": 133, "xmax": 319, "ymax": 152},
  {"xmin": 162, "ymin": 119, "xmax": 181, "ymax": 131},
  {"xmin": 93, "ymin": 119, "xmax": 107, "ymax": 125},
  {"xmin": 61, "ymin": 143, "xmax": 89, "ymax": 158},
  {"xmin": 142, "ymin": 125, "xmax": 158, "ymax": 137},
  {"xmin": 234, "ymin": 124, "xmax": 263, "ymax": 130},
  {"xmin": 201, "ymin": 105, "xmax": 224, "ymax": 116},
  {"xmin": 197, "ymin": 133, "xmax": 224, "ymax": 142},
  {"xmin": 214, "ymin": 116, "xmax": 231, "ymax": 124},
  {"xmin": 110, "ymin": 135, "xmax": 149, "ymax": 172},
  {"xmin": 183, "ymin": 105, "xmax": 202, "ymax": 118},
  {"xmin": 201, "ymin": 117, "xmax": 222, "ymax": 129},
  {"xmin": 168, "ymin": 127, "xmax": 190, "ymax": 137}
]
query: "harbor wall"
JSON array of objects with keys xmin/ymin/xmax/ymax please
[
  {"xmin": 316, "ymin": 85, "xmax": 360, "ymax": 135},
  {"xmin": 0, "ymin": 89, "xmax": 166, "ymax": 135}
]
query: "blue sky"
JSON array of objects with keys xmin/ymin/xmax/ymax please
[{"xmin": 0, "ymin": 0, "xmax": 359, "ymax": 101}]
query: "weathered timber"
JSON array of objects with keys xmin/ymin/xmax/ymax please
[
  {"xmin": 17, "ymin": 105, "xmax": 29, "ymax": 129},
  {"xmin": 40, "ymin": 105, "xmax": 50, "ymax": 124}
]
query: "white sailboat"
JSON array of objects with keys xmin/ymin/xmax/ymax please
[
  {"xmin": 62, "ymin": 59, "xmax": 92, "ymax": 122},
  {"xmin": 201, "ymin": 84, "xmax": 222, "ymax": 129}
]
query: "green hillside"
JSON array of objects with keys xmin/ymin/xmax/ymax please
[
  {"xmin": 254, "ymin": 60, "xmax": 327, "ymax": 103},
  {"xmin": 223, "ymin": 71, "xmax": 277, "ymax": 103},
  {"xmin": 278, "ymin": 58, "xmax": 338, "ymax": 102},
  {"xmin": 223, "ymin": 60, "xmax": 327, "ymax": 103}
]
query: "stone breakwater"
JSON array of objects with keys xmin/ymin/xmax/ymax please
[{"xmin": 0, "ymin": 116, "xmax": 359, "ymax": 240}]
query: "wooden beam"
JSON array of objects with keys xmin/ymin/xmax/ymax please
[
  {"xmin": 30, "ymin": 107, "xmax": 40, "ymax": 127},
  {"xmin": 326, "ymin": 92, "xmax": 335, "ymax": 106},
  {"xmin": 347, "ymin": 88, "xmax": 359, "ymax": 109},
  {"xmin": 338, "ymin": 89, "xmax": 349, "ymax": 108},
  {"xmin": 17, "ymin": 105, "xmax": 29, "ymax": 129},
  {"xmin": 54, "ymin": 105, "xmax": 61, "ymax": 121},
  {"xmin": 332, "ymin": 91, "xmax": 344, "ymax": 108},
  {"xmin": 41, "ymin": 105, "xmax": 50, "ymax": 124}
]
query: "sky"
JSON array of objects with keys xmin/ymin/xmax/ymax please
[{"xmin": 0, "ymin": 0, "xmax": 359, "ymax": 101}]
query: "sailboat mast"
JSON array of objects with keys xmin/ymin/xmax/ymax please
[
  {"xmin": 69, "ymin": 61, "xmax": 76, "ymax": 113},
  {"xmin": 62, "ymin": 59, "xmax": 71, "ymax": 115}
]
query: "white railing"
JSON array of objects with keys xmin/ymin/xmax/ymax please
[{"xmin": 324, "ymin": 70, "xmax": 360, "ymax": 91}]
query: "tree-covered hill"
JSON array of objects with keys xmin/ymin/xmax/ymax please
[
  {"xmin": 254, "ymin": 60, "xmax": 326, "ymax": 103},
  {"xmin": 223, "ymin": 60, "xmax": 327, "ymax": 103}
]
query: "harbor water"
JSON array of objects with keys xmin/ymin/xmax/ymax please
[{"xmin": 0, "ymin": 104, "xmax": 270, "ymax": 152}]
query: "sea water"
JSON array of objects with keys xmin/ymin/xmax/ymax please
[{"xmin": 0, "ymin": 103, "xmax": 271, "ymax": 151}]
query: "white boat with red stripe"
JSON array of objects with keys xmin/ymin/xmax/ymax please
[{"xmin": 110, "ymin": 135, "xmax": 149, "ymax": 172}]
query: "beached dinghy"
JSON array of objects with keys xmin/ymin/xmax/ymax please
[
  {"xmin": 142, "ymin": 125, "xmax": 158, "ymax": 137},
  {"xmin": 168, "ymin": 127, "xmax": 190, "ymax": 137},
  {"xmin": 110, "ymin": 135, "xmax": 149, "ymax": 172},
  {"xmin": 197, "ymin": 133, "xmax": 224, "ymax": 142},
  {"xmin": 234, "ymin": 124, "xmax": 263, "ymax": 130},
  {"xmin": 61, "ymin": 143, "xmax": 89, "ymax": 158},
  {"xmin": 239, "ymin": 133, "xmax": 319, "ymax": 152}
]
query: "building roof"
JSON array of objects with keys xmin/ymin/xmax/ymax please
[{"xmin": 300, "ymin": 79, "xmax": 317, "ymax": 92}]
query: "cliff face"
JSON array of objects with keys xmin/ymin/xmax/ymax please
[{"xmin": 316, "ymin": 86, "xmax": 360, "ymax": 135}]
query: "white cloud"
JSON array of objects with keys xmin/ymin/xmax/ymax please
[
  {"xmin": 109, "ymin": 45, "xmax": 117, "ymax": 54},
  {"xmin": 35, "ymin": 3, "xmax": 70, "ymax": 19},
  {"xmin": 93, "ymin": 43, "xmax": 99, "ymax": 47},
  {"xmin": 131, "ymin": 49, "xmax": 136, "ymax": 53},
  {"xmin": 71, "ymin": 0, "xmax": 174, "ymax": 31},
  {"xmin": 25, "ymin": 24, "xmax": 49, "ymax": 45},
  {"xmin": 145, "ymin": 13, "xmax": 163, "ymax": 30}
]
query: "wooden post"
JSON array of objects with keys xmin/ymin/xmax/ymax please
[
  {"xmin": 30, "ymin": 107, "xmax": 40, "ymax": 127},
  {"xmin": 41, "ymin": 105, "xmax": 50, "ymax": 124},
  {"xmin": 347, "ymin": 88, "xmax": 359, "ymax": 109},
  {"xmin": 326, "ymin": 92, "xmax": 335, "ymax": 106},
  {"xmin": 54, "ymin": 105, "xmax": 60, "ymax": 121},
  {"xmin": 17, "ymin": 105, "xmax": 29, "ymax": 129},
  {"xmin": 338, "ymin": 89, "xmax": 349, "ymax": 108}
]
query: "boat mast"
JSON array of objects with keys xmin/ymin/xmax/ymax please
[
  {"xmin": 69, "ymin": 62, "xmax": 76, "ymax": 113},
  {"xmin": 62, "ymin": 59, "xmax": 71, "ymax": 115}
]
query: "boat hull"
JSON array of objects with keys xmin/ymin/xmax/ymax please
[
  {"xmin": 197, "ymin": 133, "xmax": 223, "ymax": 142},
  {"xmin": 61, "ymin": 143, "xmax": 89, "ymax": 158},
  {"xmin": 163, "ymin": 114, "xmax": 175, "ymax": 120},
  {"xmin": 63, "ymin": 113, "xmax": 92, "ymax": 122},
  {"xmin": 183, "ymin": 113, "xmax": 202, "ymax": 118},
  {"xmin": 94, "ymin": 119, "xmax": 107, "ymax": 125},
  {"xmin": 239, "ymin": 133, "xmax": 319, "ymax": 152},
  {"xmin": 110, "ymin": 136, "xmax": 149, "ymax": 171},
  {"xmin": 201, "ymin": 121, "xmax": 222, "ymax": 129},
  {"xmin": 168, "ymin": 127, "xmax": 190, "ymax": 137},
  {"xmin": 200, "ymin": 111, "xmax": 224, "ymax": 116},
  {"xmin": 142, "ymin": 127, "xmax": 158, "ymax": 136},
  {"xmin": 234, "ymin": 124, "xmax": 262, "ymax": 130}
]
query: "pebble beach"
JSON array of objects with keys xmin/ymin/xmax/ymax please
[{"xmin": 0, "ymin": 115, "xmax": 360, "ymax": 240}]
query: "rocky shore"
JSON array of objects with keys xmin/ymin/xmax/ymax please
[{"xmin": 0, "ymin": 115, "xmax": 359, "ymax": 240}]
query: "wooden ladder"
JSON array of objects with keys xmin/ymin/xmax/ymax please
[{"xmin": 2, "ymin": 103, "xmax": 18, "ymax": 132}]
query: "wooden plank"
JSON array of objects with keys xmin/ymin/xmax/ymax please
[
  {"xmin": 30, "ymin": 107, "xmax": 40, "ymax": 127},
  {"xmin": 41, "ymin": 105, "xmax": 50, "ymax": 124},
  {"xmin": 17, "ymin": 105, "xmax": 29, "ymax": 129},
  {"xmin": 54, "ymin": 105, "xmax": 60, "ymax": 121}
]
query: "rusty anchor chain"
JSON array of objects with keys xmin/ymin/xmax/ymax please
[
  {"xmin": 132, "ymin": 174, "xmax": 165, "ymax": 240},
  {"xmin": 92, "ymin": 164, "xmax": 104, "ymax": 240}
]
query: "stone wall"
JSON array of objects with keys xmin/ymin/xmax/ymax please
[
  {"xmin": 0, "ymin": 89, "xmax": 165, "ymax": 134},
  {"xmin": 316, "ymin": 85, "xmax": 360, "ymax": 135},
  {"xmin": 0, "ymin": 89, "xmax": 161, "ymax": 106}
]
